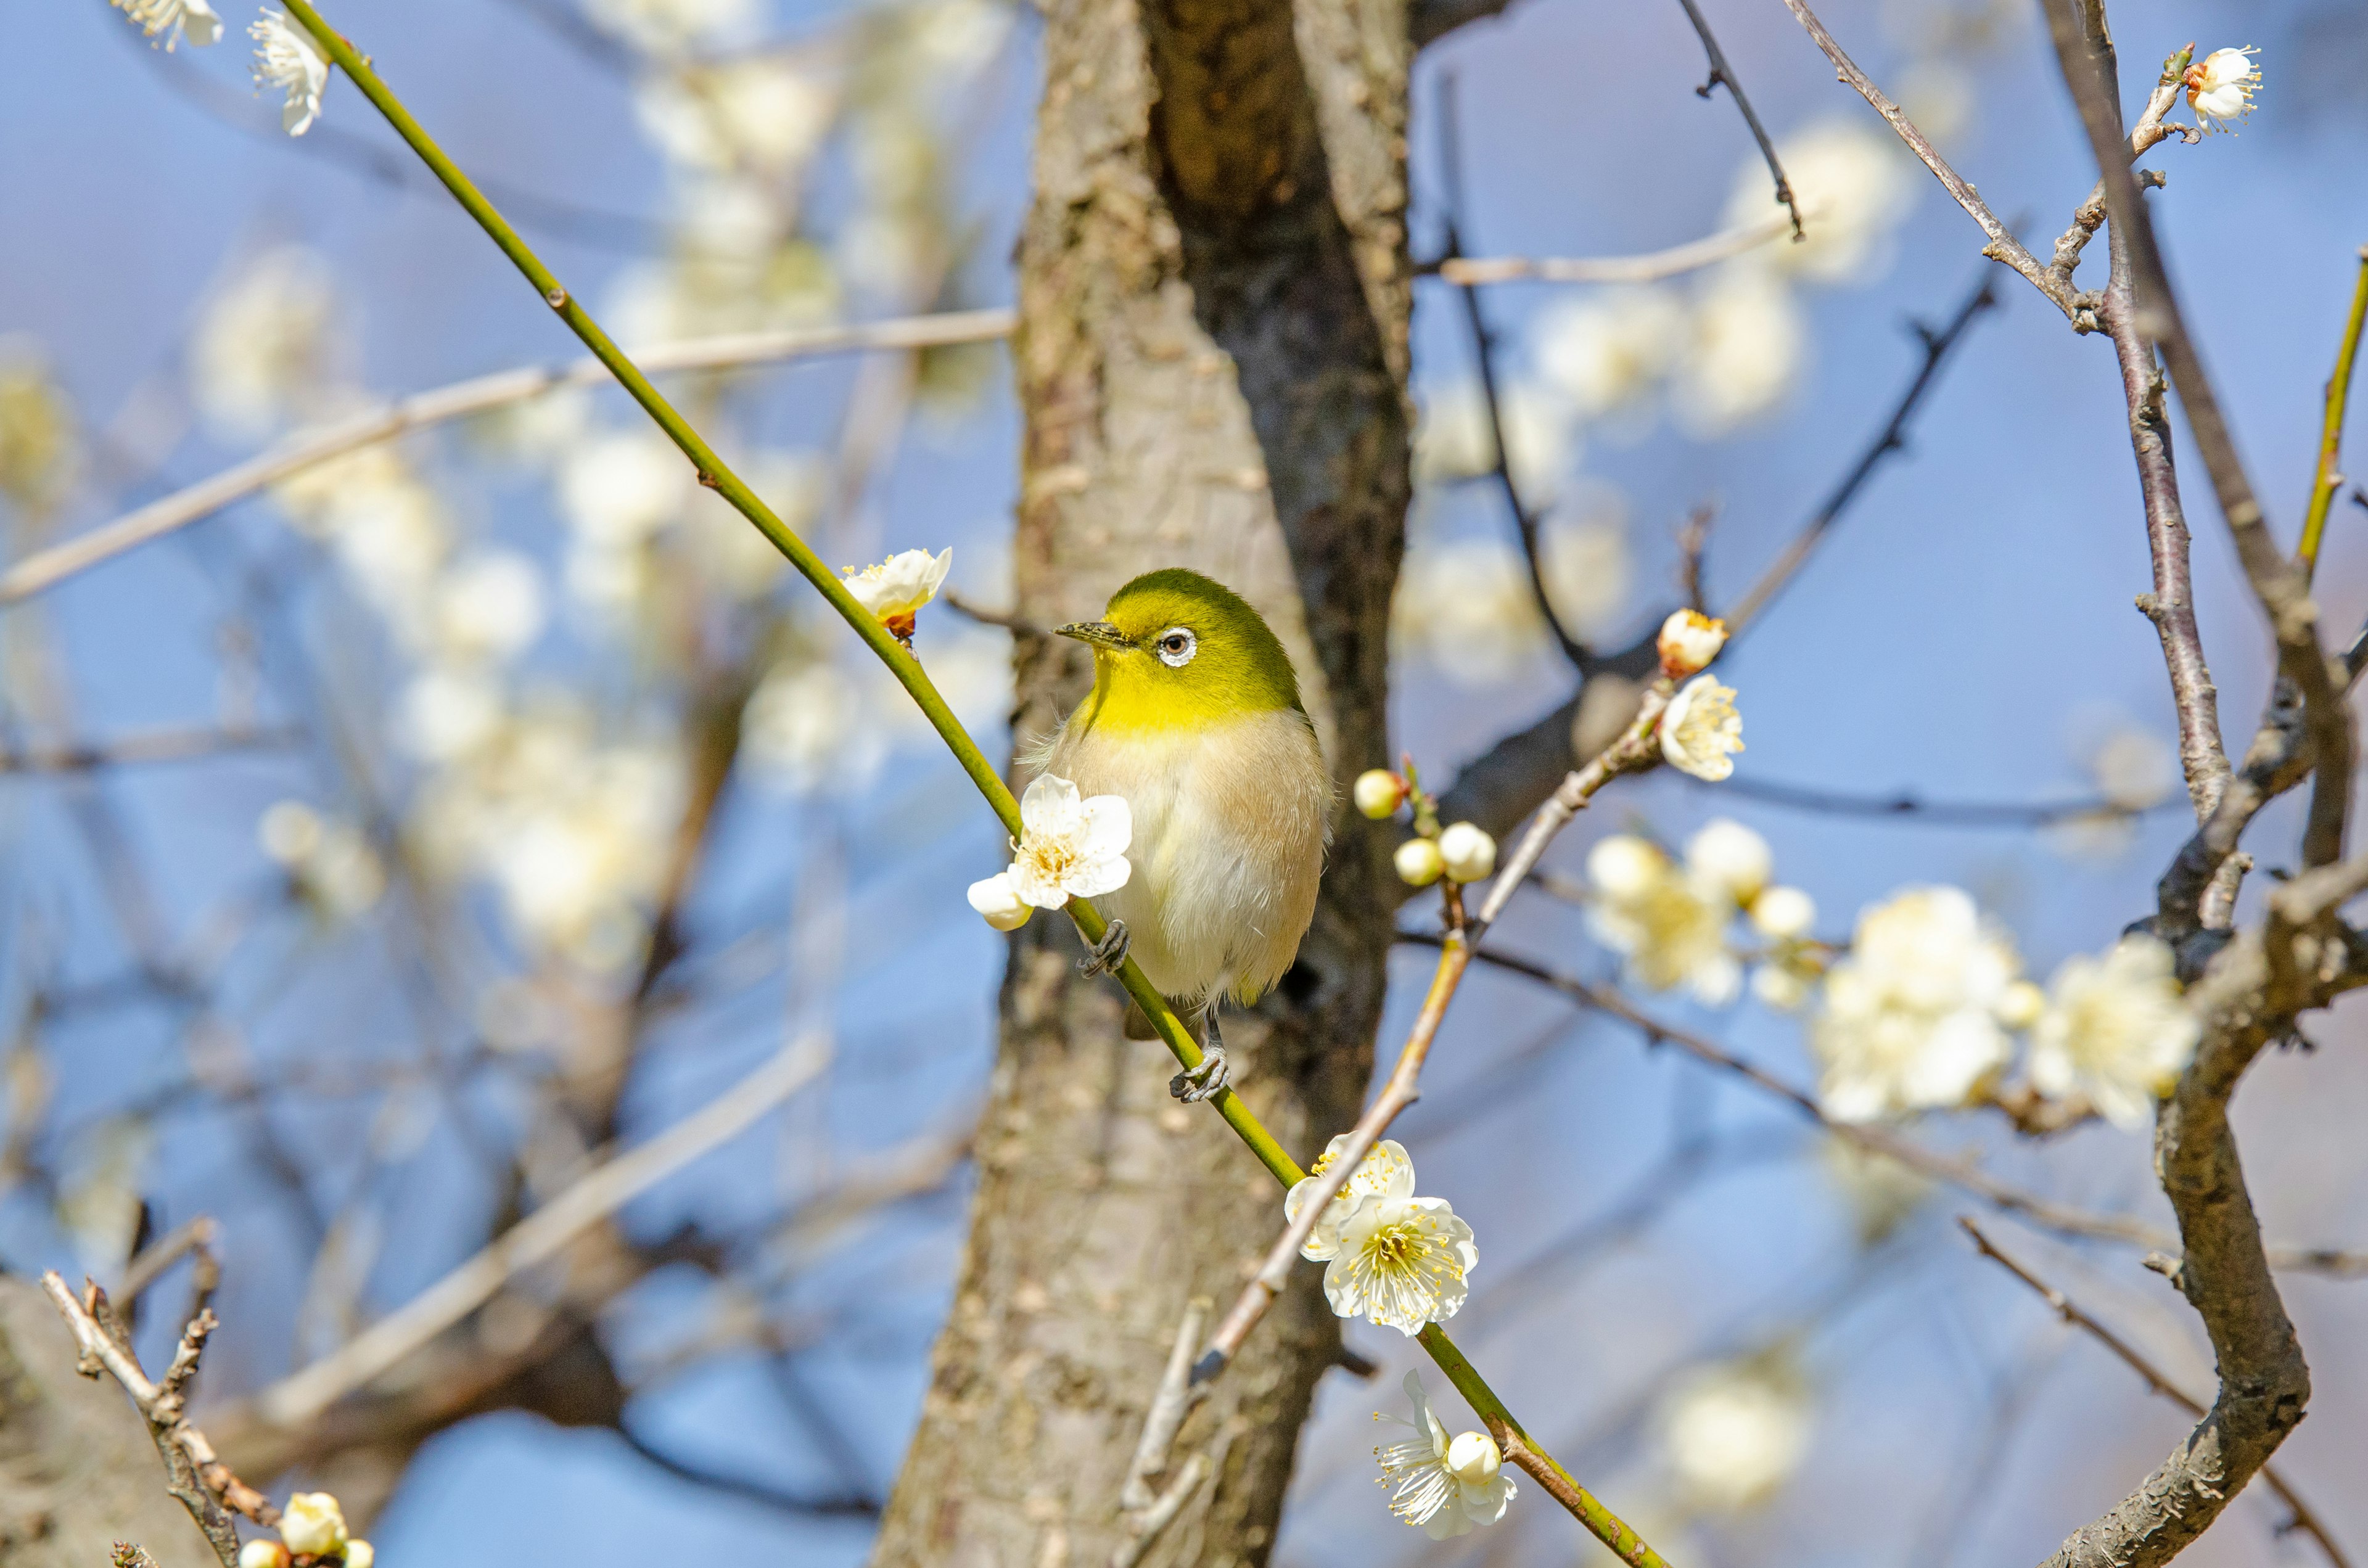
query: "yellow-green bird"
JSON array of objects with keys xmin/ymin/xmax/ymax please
[{"xmin": 1043, "ymin": 569, "xmax": 1331, "ymax": 1102}]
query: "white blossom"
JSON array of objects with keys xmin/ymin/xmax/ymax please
[
  {"xmin": 1353, "ymin": 769, "xmax": 1407, "ymax": 821},
  {"xmin": 434, "ymin": 551, "xmax": 546, "ymax": 664},
  {"xmin": 1373, "ymin": 1373, "xmax": 1516, "ymax": 1539},
  {"xmin": 1394, "ymin": 836, "xmax": 1444, "ymax": 888},
  {"xmin": 1656, "ymin": 608, "xmax": 1727, "ymax": 679},
  {"xmin": 1437, "ymin": 823, "xmax": 1497, "ymax": 884},
  {"xmin": 634, "ymin": 59, "xmax": 834, "ymax": 174},
  {"xmin": 1674, "ymin": 267, "xmax": 1807, "ymax": 437},
  {"xmin": 111, "ymin": 0, "xmax": 221, "ymax": 49},
  {"xmin": 586, "ymin": 0, "xmax": 757, "ymax": 54},
  {"xmin": 2186, "ymin": 47, "xmax": 2261, "ymax": 133},
  {"xmin": 1811, "ymin": 887, "xmax": 2019, "ymax": 1120},
  {"xmin": 1392, "ymin": 538, "xmax": 1550, "ymax": 686},
  {"xmin": 1684, "ymin": 819, "xmax": 1770, "ymax": 904},
  {"xmin": 1323, "ymin": 1192, "xmax": 1477, "ymax": 1335},
  {"xmin": 1537, "ymin": 504, "xmax": 1635, "ymax": 640},
  {"xmin": 842, "ymin": 547, "xmax": 952, "ymax": 640},
  {"xmin": 1725, "ymin": 121, "xmax": 1913, "ymax": 284},
  {"xmin": 1285, "ymin": 1134, "xmax": 1414, "ymax": 1260},
  {"xmin": 1749, "ymin": 885, "xmax": 1815, "ymax": 941},
  {"xmin": 741, "ymin": 662, "xmax": 891, "ymax": 798},
  {"xmin": 250, "ymin": 10, "xmax": 330, "ymax": 136},
  {"xmin": 278, "ymin": 1492, "xmax": 348, "ymax": 1558},
  {"xmin": 1584, "ymin": 834, "xmax": 1740, "ymax": 1004},
  {"xmin": 1005, "ymin": 774, "xmax": 1131, "ymax": 908},
  {"xmin": 192, "ymin": 247, "xmax": 340, "ymax": 440},
  {"xmin": 1531, "ymin": 287, "xmax": 1687, "ymax": 424},
  {"xmin": 966, "ymin": 871, "xmax": 1032, "ymax": 932},
  {"xmin": 2089, "ymin": 724, "xmax": 2176, "ymax": 812},
  {"xmin": 1659, "ymin": 675, "xmax": 1743, "ymax": 781},
  {"xmin": 1658, "ymin": 1360, "xmax": 1812, "ymax": 1511},
  {"xmin": 2029, "ymin": 936, "xmax": 2200, "ymax": 1130}
]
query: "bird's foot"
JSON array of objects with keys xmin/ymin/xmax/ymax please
[
  {"xmin": 1169, "ymin": 1048, "xmax": 1230, "ymax": 1102},
  {"xmin": 1079, "ymin": 919, "xmax": 1129, "ymax": 979},
  {"xmin": 1169, "ymin": 1013, "xmax": 1230, "ymax": 1103}
]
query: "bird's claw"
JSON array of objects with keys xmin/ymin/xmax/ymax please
[
  {"xmin": 1169, "ymin": 1046, "xmax": 1230, "ymax": 1104},
  {"xmin": 1079, "ymin": 919, "xmax": 1130, "ymax": 978}
]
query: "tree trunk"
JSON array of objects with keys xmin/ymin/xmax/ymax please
[{"xmin": 872, "ymin": 0, "xmax": 1411, "ymax": 1562}]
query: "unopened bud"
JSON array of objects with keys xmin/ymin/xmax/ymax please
[
  {"xmin": 1445, "ymin": 1429, "xmax": 1503, "ymax": 1486},
  {"xmin": 1656, "ymin": 608, "xmax": 1728, "ymax": 678},
  {"xmin": 1437, "ymin": 822, "xmax": 1497, "ymax": 884},
  {"xmin": 343, "ymin": 1542, "xmax": 374, "ymax": 1568},
  {"xmin": 278, "ymin": 1494, "xmax": 348, "ymax": 1559},
  {"xmin": 239, "ymin": 1543, "xmax": 291, "ymax": 1568},
  {"xmin": 1394, "ymin": 837, "xmax": 1444, "ymax": 887},
  {"xmin": 966, "ymin": 871, "xmax": 1033, "ymax": 932},
  {"xmin": 1353, "ymin": 768, "xmax": 1408, "ymax": 820}
]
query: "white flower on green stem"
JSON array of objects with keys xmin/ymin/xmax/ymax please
[
  {"xmin": 2185, "ymin": 47, "xmax": 2260, "ymax": 133},
  {"xmin": 1323, "ymin": 1191, "xmax": 1476, "ymax": 1336},
  {"xmin": 1659, "ymin": 675, "xmax": 1743, "ymax": 781},
  {"xmin": 1811, "ymin": 886, "xmax": 2019, "ymax": 1121},
  {"xmin": 1373, "ymin": 1373, "xmax": 1517, "ymax": 1538},
  {"xmin": 111, "ymin": 0, "xmax": 221, "ymax": 49},
  {"xmin": 1284, "ymin": 1133, "xmax": 1414, "ymax": 1260},
  {"xmin": 2029, "ymin": 935, "xmax": 2199, "ymax": 1130},
  {"xmin": 1005, "ymin": 774, "xmax": 1130, "ymax": 908},
  {"xmin": 250, "ymin": 10, "xmax": 330, "ymax": 136},
  {"xmin": 278, "ymin": 1492, "xmax": 348, "ymax": 1557},
  {"xmin": 842, "ymin": 547, "xmax": 952, "ymax": 640}
]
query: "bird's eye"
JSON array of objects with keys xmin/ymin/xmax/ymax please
[{"xmin": 1156, "ymin": 627, "xmax": 1197, "ymax": 668}]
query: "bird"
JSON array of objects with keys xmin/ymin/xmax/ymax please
[{"xmin": 1038, "ymin": 567, "xmax": 1331, "ymax": 1102}]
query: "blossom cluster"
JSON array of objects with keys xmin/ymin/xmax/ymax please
[
  {"xmin": 239, "ymin": 1491, "xmax": 372, "ymax": 1568},
  {"xmin": 1585, "ymin": 819, "xmax": 1813, "ymax": 1008},
  {"xmin": 1286, "ymin": 1135, "xmax": 1476, "ymax": 1337}
]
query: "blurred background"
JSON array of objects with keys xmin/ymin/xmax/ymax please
[{"xmin": 2, "ymin": 0, "xmax": 2366, "ymax": 1562}]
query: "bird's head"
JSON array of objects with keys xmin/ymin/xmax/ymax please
[{"xmin": 1056, "ymin": 568, "xmax": 1305, "ymax": 733}]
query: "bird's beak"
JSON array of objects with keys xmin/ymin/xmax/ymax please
[{"xmin": 1055, "ymin": 620, "xmax": 1132, "ymax": 650}]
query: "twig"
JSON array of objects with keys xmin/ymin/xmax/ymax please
[
  {"xmin": 1471, "ymin": 684, "xmax": 1674, "ymax": 932},
  {"xmin": 0, "ymin": 725, "xmax": 298, "ymax": 773},
  {"xmin": 1192, "ymin": 890, "xmax": 1473, "ymax": 1385},
  {"xmin": 1960, "ymin": 1218, "xmax": 2353, "ymax": 1568},
  {"xmin": 250, "ymin": 1033, "xmax": 831, "ymax": 1429},
  {"xmin": 1436, "ymin": 72, "xmax": 1589, "ymax": 670},
  {"xmin": 1671, "ymin": 0, "xmax": 1804, "ymax": 239},
  {"xmin": 1119, "ymin": 1298, "xmax": 1212, "ymax": 1511},
  {"xmin": 0, "ymin": 309, "xmax": 1016, "ymax": 607},
  {"xmin": 2298, "ymin": 250, "xmax": 2368, "ymax": 579},
  {"xmin": 1427, "ymin": 211, "xmax": 1793, "ymax": 285},
  {"xmin": 1413, "ymin": 935, "xmax": 2368, "ymax": 1276},
  {"xmin": 2044, "ymin": 60, "xmax": 2196, "ymax": 298},
  {"xmin": 1675, "ymin": 504, "xmax": 1714, "ymax": 613},
  {"xmin": 40, "ymin": 1275, "xmax": 272, "ymax": 1567},
  {"xmin": 1775, "ymin": 0, "xmax": 2084, "ymax": 323},
  {"xmin": 1724, "ymin": 268, "xmax": 2000, "ymax": 633},
  {"xmin": 1704, "ymin": 771, "xmax": 2176, "ymax": 829},
  {"xmin": 939, "ymin": 587, "xmax": 1043, "ymax": 637},
  {"xmin": 120, "ymin": 1213, "xmax": 220, "ymax": 1307}
]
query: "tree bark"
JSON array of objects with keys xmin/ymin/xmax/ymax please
[{"xmin": 871, "ymin": 0, "xmax": 1412, "ymax": 1562}]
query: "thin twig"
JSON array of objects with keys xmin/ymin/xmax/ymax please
[
  {"xmin": 1472, "ymin": 685, "xmax": 1674, "ymax": 932},
  {"xmin": 249, "ymin": 1033, "xmax": 831, "ymax": 1429},
  {"xmin": 1671, "ymin": 0, "xmax": 1804, "ymax": 239},
  {"xmin": 1725, "ymin": 268, "xmax": 2000, "ymax": 633},
  {"xmin": 1436, "ymin": 72, "xmax": 1589, "ymax": 669},
  {"xmin": 1427, "ymin": 211, "xmax": 1793, "ymax": 284},
  {"xmin": 0, "ymin": 309, "xmax": 1016, "ymax": 607},
  {"xmin": 1704, "ymin": 771, "xmax": 2176, "ymax": 829},
  {"xmin": 1960, "ymin": 1218, "xmax": 2353, "ymax": 1568},
  {"xmin": 2298, "ymin": 250, "xmax": 2368, "ymax": 579},
  {"xmin": 0, "ymin": 725, "xmax": 298, "ymax": 773},
  {"xmin": 120, "ymin": 1213, "xmax": 220, "ymax": 1305},
  {"xmin": 1119, "ymin": 1298, "xmax": 1213, "ymax": 1511},
  {"xmin": 1775, "ymin": 0, "xmax": 2082, "ymax": 323}
]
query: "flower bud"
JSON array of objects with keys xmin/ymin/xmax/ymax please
[
  {"xmin": 1353, "ymin": 768, "xmax": 1408, "ymax": 820},
  {"xmin": 1445, "ymin": 1429, "xmax": 1504, "ymax": 1486},
  {"xmin": 278, "ymin": 1493, "xmax": 348, "ymax": 1559},
  {"xmin": 1996, "ymin": 979, "xmax": 2046, "ymax": 1032},
  {"xmin": 1656, "ymin": 609, "xmax": 1728, "ymax": 679},
  {"xmin": 239, "ymin": 1543, "xmax": 291, "ymax": 1568},
  {"xmin": 1585, "ymin": 834, "xmax": 1665, "ymax": 900},
  {"xmin": 343, "ymin": 1543, "xmax": 374, "ymax": 1568},
  {"xmin": 1749, "ymin": 885, "xmax": 1815, "ymax": 941},
  {"xmin": 966, "ymin": 871, "xmax": 1033, "ymax": 932},
  {"xmin": 1437, "ymin": 822, "xmax": 1497, "ymax": 884},
  {"xmin": 1394, "ymin": 837, "xmax": 1444, "ymax": 887},
  {"xmin": 1686, "ymin": 819, "xmax": 1770, "ymax": 904}
]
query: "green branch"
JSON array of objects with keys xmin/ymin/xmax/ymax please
[
  {"xmin": 268, "ymin": 6, "xmax": 1660, "ymax": 1558},
  {"xmin": 2299, "ymin": 248, "xmax": 2368, "ymax": 580}
]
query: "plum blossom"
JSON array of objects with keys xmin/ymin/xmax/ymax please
[
  {"xmin": 2186, "ymin": 47, "xmax": 2261, "ymax": 133},
  {"xmin": 1003, "ymin": 774, "xmax": 1131, "ymax": 908},
  {"xmin": 1659, "ymin": 675, "xmax": 1743, "ymax": 781},
  {"xmin": 111, "ymin": 0, "xmax": 221, "ymax": 49},
  {"xmin": 1811, "ymin": 887, "xmax": 2021, "ymax": 1120},
  {"xmin": 842, "ymin": 547, "xmax": 952, "ymax": 641},
  {"xmin": 1373, "ymin": 1373, "xmax": 1516, "ymax": 1538},
  {"xmin": 1285, "ymin": 1134, "xmax": 1414, "ymax": 1260},
  {"xmin": 1658, "ymin": 1360, "xmax": 1812, "ymax": 1511},
  {"xmin": 1325, "ymin": 1189, "xmax": 1476, "ymax": 1335},
  {"xmin": 2029, "ymin": 936, "xmax": 2200, "ymax": 1130},
  {"xmin": 250, "ymin": 10, "xmax": 330, "ymax": 136}
]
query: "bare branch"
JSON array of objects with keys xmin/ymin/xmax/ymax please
[
  {"xmin": 245, "ymin": 1033, "xmax": 831, "ymax": 1431},
  {"xmin": 1671, "ymin": 0, "xmax": 1804, "ymax": 239},
  {"xmin": 1428, "ymin": 211, "xmax": 1793, "ymax": 285},
  {"xmin": 0, "ymin": 310, "xmax": 1016, "ymax": 607},
  {"xmin": 1775, "ymin": 0, "xmax": 2084, "ymax": 322},
  {"xmin": 1961, "ymin": 1218, "xmax": 2353, "ymax": 1568}
]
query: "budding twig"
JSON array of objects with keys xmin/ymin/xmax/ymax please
[{"xmin": 2298, "ymin": 250, "xmax": 2368, "ymax": 581}]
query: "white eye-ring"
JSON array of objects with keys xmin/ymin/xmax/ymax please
[{"xmin": 1155, "ymin": 626, "xmax": 1197, "ymax": 668}]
